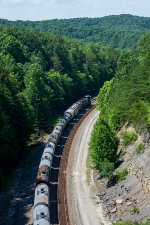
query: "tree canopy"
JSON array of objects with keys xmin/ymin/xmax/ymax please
[
  {"xmin": 90, "ymin": 34, "xmax": 150, "ymax": 176},
  {"xmin": 0, "ymin": 14, "xmax": 150, "ymax": 49},
  {"xmin": 0, "ymin": 26, "xmax": 118, "ymax": 187}
]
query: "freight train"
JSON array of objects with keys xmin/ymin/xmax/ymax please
[{"xmin": 33, "ymin": 95, "xmax": 91, "ymax": 225}]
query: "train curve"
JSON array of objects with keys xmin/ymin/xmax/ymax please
[
  {"xmin": 57, "ymin": 105, "xmax": 98, "ymax": 225},
  {"xmin": 33, "ymin": 96, "xmax": 92, "ymax": 225}
]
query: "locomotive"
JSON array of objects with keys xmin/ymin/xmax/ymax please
[{"xmin": 33, "ymin": 95, "xmax": 91, "ymax": 225}]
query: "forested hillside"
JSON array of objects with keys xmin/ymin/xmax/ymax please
[
  {"xmin": 0, "ymin": 14, "xmax": 149, "ymax": 191},
  {"xmin": 0, "ymin": 27, "xmax": 119, "ymax": 187},
  {"xmin": 0, "ymin": 14, "xmax": 150, "ymax": 49},
  {"xmin": 90, "ymin": 33, "xmax": 150, "ymax": 177}
]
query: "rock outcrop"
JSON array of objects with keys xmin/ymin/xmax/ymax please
[{"xmin": 92, "ymin": 124, "xmax": 150, "ymax": 223}]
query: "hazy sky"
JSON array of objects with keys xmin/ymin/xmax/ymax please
[{"xmin": 0, "ymin": 0, "xmax": 150, "ymax": 21}]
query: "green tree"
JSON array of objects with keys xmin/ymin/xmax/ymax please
[
  {"xmin": 90, "ymin": 117, "xmax": 118, "ymax": 170},
  {"xmin": 23, "ymin": 64, "xmax": 54, "ymax": 130}
]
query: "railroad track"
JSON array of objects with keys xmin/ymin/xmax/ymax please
[{"xmin": 57, "ymin": 105, "xmax": 95, "ymax": 225}]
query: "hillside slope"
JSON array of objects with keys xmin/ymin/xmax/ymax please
[
  {"xmin": 0, "ymin": 26, "xmax": 118, "ymax": 187},
  {"xmin": 93, "ymin": 124, "xmax": 150, "ymax": 224},
  {"xmin": 89, "ymin": 33, "xmax": 150, "ymax": 224},
  {"xmin": 0, "ymin": 14, "xmax": 150, "ymax": 49}
]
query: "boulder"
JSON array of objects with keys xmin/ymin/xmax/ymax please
[{"xmin": 116, "ymin": 198, "xmax": 123, "ymax": 204}]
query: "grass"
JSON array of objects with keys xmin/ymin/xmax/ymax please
[
  {"xmin": 122, "ymin": 131, "xmax": 138, "ymax": 146},
  {"xmin": 129, "ymin": 204, "xmax": 140, "ymax": 214},
  {"xmin": 134, "ymin": 143, "xmax": 145, "ymax": 155},
  {"xmin": 28, "ymin": 131, "xmax": 49, "ymax": 146},
  {"xmin": 115, "ymin": 168, "xmax": 128, "ymax": 183},
  {"xmin": 113, "ymin": 222, "xmax": 135, "ymax": 225},
  {"xmin": 113, "ymin": 221, "xmax": 150, "ymax": 225}
]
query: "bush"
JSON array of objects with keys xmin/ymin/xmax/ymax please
[
  {"xmin": 134, "ymin": 143, "xmax": 145, "ymax": 154},
  {"xmin": 129, "ymin": 204, "xmax": 140, "ymax": 214},
  {"xmin": 129, "ymin": 101, "xmax": 150, "ymax": 129},
  {"xmin": 122, "ymin": 131, "xmax": 138, "ymax": 146},
  {"xmin": 113, "ymin": 221, "xmax": 136, "ymax": 225},
  {"xmin": 113, "ymin": 221, "xmax": 150, "ymax": 225},
  {"xmin": 99, "ymin": 159, "xmax": 115, "ymax": 178},
  {"xmin": 115, "ymin": 168, "xmax": 128, "ymax": 182},
  {"xmin": 90, "ymin": 116, "xmax": 118, "ymax": 169}
]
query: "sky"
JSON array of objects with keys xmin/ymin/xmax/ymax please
[{"xmin": 0, "ymin": 0, "xmax": 150, "ymax": 21}]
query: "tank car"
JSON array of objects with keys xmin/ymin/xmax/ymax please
[
  {"xmin": 53, "ymin": 126, "xmax": 63, "ymax": 137},
  {"xmin": 70, "ymin": 103, "xmax": 80, "ymax": 116},
  {"xmin": 33, "ymin": 205, "xmax": 50, "ymax": 225},
  {"xmin": 54, "ymin": 116, "xmax": 68, "ymax": 134},
  {"xmin": 46, "ymin": 141, "xmax": 55, "ymax": 149},
  {"xmin": 36, "ymin": 165, "xmax": 49, "ymax": 185},
  {"xmin": 60, "ymin": 116, "xmax": 69, "ymax": 126},
  {"xmin": 34, "ymin": 219, "xmax": 50, "ymax": 225},
  {"xmin": 48, "ymin": 132, "xmax": 59, "ymax": 145},
  {"xmin": 34, "ymin": 183, "xmax": 49, "ymax": 208},
  {"xmin": 64, "ymin": 114, "xmax": 70, "ymax": 122},
  {"xmin": 54, "ymin": 124, "xmax": 63, "ymax": 131},
  {"xmin": 64, "ymin": 108, "xmax": 75, "ymax": 120},
  {"xmin": 43, "ymin": 147, "xmax": 55, "ymax": 156},
  {"xmin": 39, "ymin": 153, "xmax": 53, "ymax": 168}
]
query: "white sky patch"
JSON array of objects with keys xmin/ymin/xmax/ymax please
[
  {"xmin": 1, "ymin": 0, "xmax": 22, "ymax": 3},
  {"xmin": 28, "ymin": 0, "xmax": 57, "ymax": 4},
  {"xmin": 81, "ymin": 0, "xmax": 102, "ymax": 7},
  {"xmin": 0, "ymin": 0, "xmax": 150, "ymax": 20},
  {"xmin": 1, "ymin": 0, "xmax": 56, "ymax": 4}
]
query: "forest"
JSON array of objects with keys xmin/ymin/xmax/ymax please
[
  {"xmin": 0, "ymin": 26, "xmax": 119, "ymax": 187},
  {"xmin": 0, "ymin": 14, "xmax": 150, "ymax": 49},
  {"xmin": 0, "ymin": 14, "xmax": 150, "ymax": 190},
  {"xmin": 90, "ymin": 33, "xmax": 150, "ymax": 177}
]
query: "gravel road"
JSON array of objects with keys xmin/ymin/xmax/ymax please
[{"xmin": 67, "ymin": 109, "xmax": 102, "ymax": 225}]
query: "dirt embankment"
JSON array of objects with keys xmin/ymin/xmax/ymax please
[{"xmin": 90, "ymin": 124, "xmax": 150, "ymax": 224}]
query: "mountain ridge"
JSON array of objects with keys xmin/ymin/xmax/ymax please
[{"xmin": 0, "ymin": 14, "xmax": 150, "ymax": 48}]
